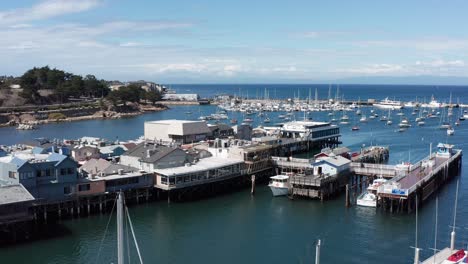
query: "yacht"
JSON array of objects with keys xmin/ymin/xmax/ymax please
[
  {"xmin": 386, "ymin": 120, "xmax": 393, "ymax": 125},
  {"xmin": 359, "ymin": 115, "xmax": 368, "ymax": 123},
  {"xmin": 264, "ymin": 117, "xmax": 271, "ymax": 123},
  {"xmin": 351, "ymin": 126, "xmax": 360, "ymax": 131},
  {"xmin": 268, "ymin": 175, "xmax": 290, "ymax": 196},
  {"xmin": 373, "ymin": 97, "xmax": 404, "ymax": 109},
  {"xmin": 421, "ymin": 95, "xmax": 445, "ymax": 108}
]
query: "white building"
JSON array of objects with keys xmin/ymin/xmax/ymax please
[
  {"xmin": 311, "ymin": 155, "xmax": 351, "ymax": 176},
  {"xmin": 144, "ymin": 120, "xmax": 212, "ymax": 144}
]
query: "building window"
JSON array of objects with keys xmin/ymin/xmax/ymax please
[
  {"xmin": 60, "ymin": 168, "xmax": 66, "ymax": 175},
  {"xmin": 169, "ymin": 177, "xmax": 175, "ymax": 185},
  {"xmin": 64, "ymin": 186, "xmax": 71, "ymax": 194},
  {"xmin": 8, "ymin": 171, "xmax": 16, "ymax": 179},
  {"xmin": 67, "ymin": 168, "xmax": 74, "ymax": 175},
  {"xmin": 176, "ymin": 177, "xmax": 183, "ymax": 184},
  {"xmin": 161, "ymin": 176, "xmax": 168, "ymax": 184},
  {"xmin": 46, "ymin": 168, "xmax": 52, "ymax": 177},
  {"xmin": 78, "ymin": 184, "xmax": 91, "ymax": 192}
]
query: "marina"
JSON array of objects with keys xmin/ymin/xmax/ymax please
[{"xmin": 0, "ymin": 85, "xmax": 467, "ymax": 264}]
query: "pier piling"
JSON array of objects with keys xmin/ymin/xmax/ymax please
[{"xmin": 251, "ymin": 175, "xmax": 256, "ymax": 195}]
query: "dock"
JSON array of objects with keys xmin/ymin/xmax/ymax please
[{"xmin": 377, "ymin": 144, "xmax": 462, "ymax": 213}]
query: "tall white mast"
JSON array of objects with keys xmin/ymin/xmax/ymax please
[{"xmin": 117, "ymin": 192, "xmax": 124, "ymax": 264}]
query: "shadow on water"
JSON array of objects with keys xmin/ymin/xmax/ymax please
[{"xmin": 0, "ymin": 222, "xmax": 72, "ymax": 248}]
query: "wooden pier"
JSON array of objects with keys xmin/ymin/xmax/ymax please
[
  {"xmin": 377, "ymin": 145, "xmax": 462, "ymax": 213},
  {"xmin": 288, "ymin": 172, "xmax": 349, "ymax": 200}
]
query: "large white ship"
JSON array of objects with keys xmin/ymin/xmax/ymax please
[{"xmin": 373, "ymin": 97, "xmax": 404, "ymax": 109}]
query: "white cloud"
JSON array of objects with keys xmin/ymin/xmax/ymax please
[
  {"xmin": 353, "ymin": 39, "xmax": 468, "ymax": 52},
  {"xmin": 0, "ymin": 0, "xmax": 101, "ymax": 24},
  {"xmin": 339, "ymin": 64, "xmax": 405, "ymax": 74},
  {"xmin": 415, "ymin": 59, "xmax": 465, "ymax": 67}
]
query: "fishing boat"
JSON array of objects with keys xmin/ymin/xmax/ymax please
[
  {"xmin": 351, "ymin": 126, "xmax": 360, "ymax": 131},
  {"xmin": 264, "ymin": 117, "xmax": 271, "ymax": 123},
  {"xmin": 386, "ymin": 120, "xmax": 393, "ymax": 125},
  {"xmin": 417, "ymin": 121, "xmax": 425, "ymax": 126},
  {"xmin": 268, "ymin": 175, "xmax": 289, "ymax": 196},
  {"xmin": 243, "ymin": 118, "xmax": 253, "ymax": 123},
  {"xmin": 359, "ymin": 115, "xmax": 367, "ymax": 123}
]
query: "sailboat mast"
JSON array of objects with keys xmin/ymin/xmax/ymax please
[{"xmin": 117, "ymin": 192, "xmax": 124, "ymax": 264}]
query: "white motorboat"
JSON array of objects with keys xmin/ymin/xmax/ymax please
[
  {"xmin": 356, "ymin": 191, "xmax": 377, "ymax": 207},
  {"xmin": 268, "ymin": 175, "xmax": 290, "ymax": 196},
  {"xmin": 447, "ymin": 126, "xmax": 455, "ymax": 136},
  {"xmin": 357, "ymin": 178, "xmax": 387, "ymax": 207}
]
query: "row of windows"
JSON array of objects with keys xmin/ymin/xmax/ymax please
[
  {"xmin": 160, "ymin": 165, "xmax": 241, "ymax": 185},
  {"xmin": 312, "ymin": 128, "xmax": 339, "ymax": 139}
]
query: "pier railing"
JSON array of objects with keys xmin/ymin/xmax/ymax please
[
  {"xmin": 406, "ymin": 150, "xmax": 462, "ymax": 195},
  {"xmin": 350, "ymin": 162, "xmax": 396, "ymax": 178}
]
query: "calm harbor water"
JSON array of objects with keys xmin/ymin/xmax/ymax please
[{"xmin": 0, "ymin": 85, "xmax": 468, "ymax": 263}]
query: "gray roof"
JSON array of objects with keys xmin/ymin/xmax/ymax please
[
  {"xmin": 81, "ymin": 158, "xmax": 110, "ymax": 174},
  {"xmin": 103, "ymin": 163, "xmax": 139, "ymax": 175},
  {"xmin": 0, "ymin": 184, "xmax": 35, "ymax": 205},
  {"xmin": 123, "ymin": 143, "xmax": 183, "ymax": 163}
]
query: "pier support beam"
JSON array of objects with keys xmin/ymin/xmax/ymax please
[
  {"xmin": 251, "ymin": 175, "xmax": 256, "ymax": 195},
  {"xmin": 315, "ymin": 239, "xmax": 321, "ymax": 264},
  {"xmin": 345, "ymin": 184, "xmax": 350, "ymax": 207}
]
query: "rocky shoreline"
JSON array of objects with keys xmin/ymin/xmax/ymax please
[{"xmin": 0, "ymin": 104, "xmax": 167, "ymax": 128}]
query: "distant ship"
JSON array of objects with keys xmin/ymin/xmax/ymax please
[{"xmin": 373, "ymin": 97, "xmax": 404, "ymax": 109}]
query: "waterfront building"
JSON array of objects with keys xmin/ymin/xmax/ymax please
[
  {"xmin": 79, "ymin": 159, "xmax": 153, "ymax": 194},
  {"xmin": 98, "ymin": 145, "xmax": 126, "ymax": 160},
  {"xmin": 0, "ymin": 152, "xmax": 78, "ymax": 201},
  {"xmin": 0, "ymin": 184, "xmax": 35, "ymax": 224},
  {"xmin": 144, "ymin": 120, "xmax": 212, "ymax": 144},
  {"xmin": 71, "ymin": 145, "xmax": 101, "ymax": 163},
  {"xmin": 311, "ymin": 155, "xmax": 351, "ymax": 176},
  {"xmin": 120, "ymin": 142, "xmax": 190, "ymax": 171},
  {"xmin": 207, "ymin": 123, "xmax": 235, "ymax": 138},
  {"xmin": 154, "ymin": 156, "xmax": 244, "ymax": 190}
]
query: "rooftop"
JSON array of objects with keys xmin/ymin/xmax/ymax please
[
  {"xmin": 145, "ymin": 120, "xmax": 211, "ymax": 136},
  {"xmin": 155, "ymin": 157, "xmax": 243, "ymax": 176},
  {"xmin": 0, "ymin": 184, "xmax": 35, "ymax": 205}
]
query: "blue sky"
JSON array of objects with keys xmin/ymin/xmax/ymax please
[{"xmin": 1, "ymin": 0, "xmax": 468, "ymax": 83}]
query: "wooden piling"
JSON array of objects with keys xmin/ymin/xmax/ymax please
[
  {"xmin": 251, "ymin": 174, "xmax": 256, "ymax": 195},
  {"xmin": 345, "ymin": 184, "xmax": 350, "ymax": 207}
]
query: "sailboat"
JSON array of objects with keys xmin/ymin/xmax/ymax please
[{"xmin": 106, "ymin": 192, "xmax": 145, "ymax": 264}]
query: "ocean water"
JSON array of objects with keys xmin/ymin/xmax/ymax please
[{"xmin": 0, "ymin": 84, "xmax": 467, "ymax": 263}]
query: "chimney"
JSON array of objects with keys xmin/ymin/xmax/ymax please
[
  {"xmin": 146, "ymin": 149, "xmax": 152, "ymax": 158},
  {"xmin": 118, "ymin": 169, "xmax": 124, "ymax": 175}
]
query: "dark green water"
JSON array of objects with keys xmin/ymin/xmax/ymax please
[{"xmin": 0, "ymin": 85, "xmax": 467, "ymax": 263}]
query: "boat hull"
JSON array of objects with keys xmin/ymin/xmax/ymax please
[{"xmin": 269, "ymin": 186, "xmax": 289, "ymax": 197}]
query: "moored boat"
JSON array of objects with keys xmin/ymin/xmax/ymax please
[{"xmin": 268, "ymin": 175, "xmax": 289, "ymax": 196}]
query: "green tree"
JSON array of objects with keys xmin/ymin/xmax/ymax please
[{"xmin": 145, "ymin": 90, "xmax": 162, "ymax": 105}]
